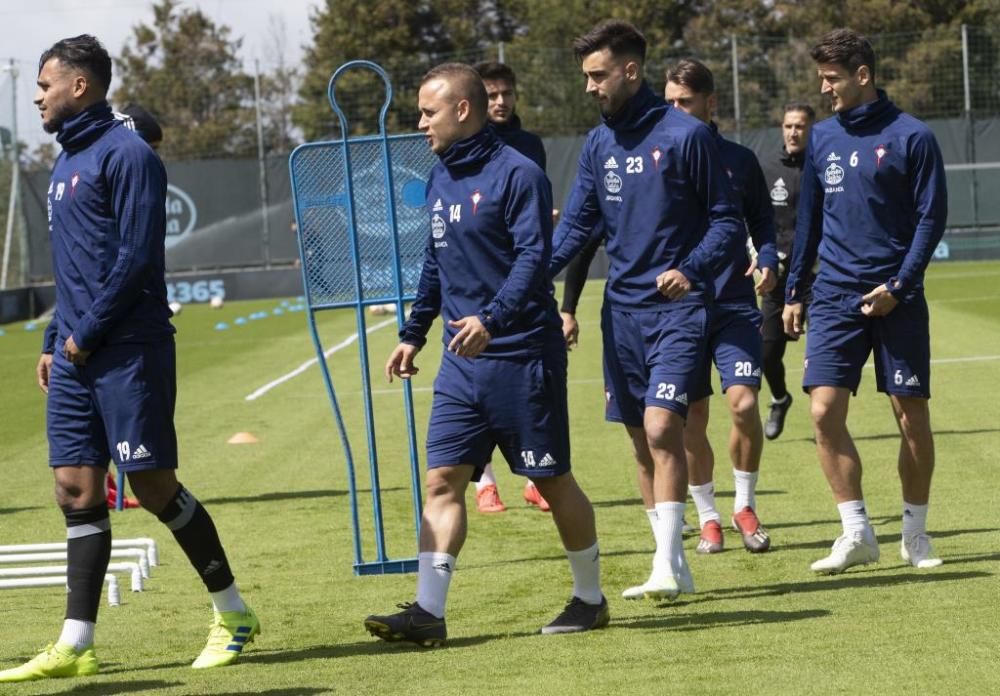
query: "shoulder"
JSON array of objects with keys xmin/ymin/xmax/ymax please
[
  {"xmin": 102, "ymin": 124, "xmax": 162, "ymax": 171},
  {"xmin": 497, "ymin": 144, "xmax": 547, "ymax": 188}
]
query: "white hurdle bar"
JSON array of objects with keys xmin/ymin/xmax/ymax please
[
  {"xmin": 0, "ymin": 549, "xmax": 150, "ymax": 579},
  {"xmin": 0, "ymin": 574, "xmax": 121, "ymax": 606},
  {"xmin": 0, "ymin": 538, "xmax": 159, "ymax": 567},
  {"xmin": 0, "ymin": 563, "xmax": 143, "ymax": 592}
]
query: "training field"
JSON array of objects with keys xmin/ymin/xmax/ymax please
[{"xmin": 1, "ymin": 261, "xmax": 998, "ymax": 695}]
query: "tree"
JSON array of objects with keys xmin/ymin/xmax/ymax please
[{"xmin": 114, "ymin": 0, "xmax": 257, "ymax": 159}]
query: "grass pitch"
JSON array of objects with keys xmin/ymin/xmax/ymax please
[{"xmin": 1, "ymin": 261, "xmax": 998, "ymax": 695}]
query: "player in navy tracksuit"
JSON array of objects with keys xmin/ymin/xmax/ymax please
[
  {"xmin": 0, "ymin": 36, "xmax": 257, "ymax": 684},
  {"xmin": 783, "ymin": 30, "xmax": 947, "ymax": 574},
  {"xmin": 551, "ymin": 22, "xmax": 744, "ymax": 601},
  {"xmin": 470, "ymin": 60, "xmax": 552, "ymax": 514},
  {"xmin": 664, "ymin": 59, "xmax": 778, "ymax": 556},
  {"xmin": 364, "ymin": 64, "xmax": 607, "ymax": 647}
]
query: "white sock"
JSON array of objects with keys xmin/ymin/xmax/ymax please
[
  {"xmin": 476, "ymin": 462, "xmax": 496, "ymax": 491},
  {"xmin": 416, "ymin": 552, "xmax": 455, "ymax": 619},
  {"xmin": 645, "ymin": 508, "xmax": 658, "ymax": 536},
  {"xmin": 210, "ymin": 582, "xmax": 246, "ymax": 614},
  {"xmin": 58, "ymin": 619, "xmax": 95, "ymax": 651},
  {"xmin": 837, "ymin": 500, "xmax": 872, "ymax": 538},
  {"xmin": 654, "ymin": 501, "xmax": 686, "ymax": 575},
  {"xmin": 565, "ymin": 542, "xmax": 603, "ymax": 605},
  {"xmin": 733, "ymin": 469, "xmax": 759, "ymax": 512},
  {"xmin": 902, "ymin": 502, "xmax": 928, "ymax": 538},
  {"xmin": 688, "ymin": 482, "xmax": 721, "ymax": 528}
]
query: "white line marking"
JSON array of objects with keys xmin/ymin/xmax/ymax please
[{"xmin": 245, "ymin": 318, "xmax": 396, "ymax": 401}]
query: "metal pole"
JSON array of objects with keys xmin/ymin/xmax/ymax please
[
  {"xmin": 961, "ymin": 24, "xmax": 979, "ymax": 228},
  {"xmin": 498, "ymin": 41, "xmax": 505, "ymax": 63},
  {"xmin": 253, "ymin": 59, "xmax": 272, "ymax": 269},
  {"xmin": 730, "ymin": 35, "xmax": 742, "ymax": 143},
  {"xmin": 2, "ymin": 59, "xmax": 20, "ymax": 290}
]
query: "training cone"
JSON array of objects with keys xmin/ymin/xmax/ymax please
[{"xmin": 227, "ymin": 432, "xmax": 259, "ymax": 444}]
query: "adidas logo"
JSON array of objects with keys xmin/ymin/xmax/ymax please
[
  {"xmin": 538, "ymin": 453, "xmax": 557, "ymax": 468},
  {"xmin": 604, "ymin": 156, "xmax": 619, "ymax": 170},
  {"xmin": 432, "ymin": 198, "xmax": 443, "ymax": 211},
  {"xmin": 905, "ymin": 374, "xmax": 921, "ymax": 387},
  {"xmin": 131, "ymin": 444, "xmax": 152, "ymax": 460},
  {"xmin": 202, "ymin": 560, "xmax": 222, "ymax": 575},
  {"xmin": 827, "ymin": 151, "xmax": 841, "ymax": 162},
  {"xmin": 433, "ymin": 562, "xmax": 452, "ymax": 573},
  {"xmin": 752, "ymin": 367, "xmax": 761, "ymax": 377},
  {"xmin": 675, "ymin": 392, "xmax": 688, "ymax": 406}
]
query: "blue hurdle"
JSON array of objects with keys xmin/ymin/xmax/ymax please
[{"xmin": 288, "ymin": 61, "xmax": 437, "ymax": 575}]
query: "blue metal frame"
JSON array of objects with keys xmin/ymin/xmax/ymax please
[{"xmin": 288, "ymin": 60, "xmax": 426, "ymax": 575}]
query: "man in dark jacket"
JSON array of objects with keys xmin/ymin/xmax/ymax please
[
  {"xmin": 784, "ymin": 29, "xmax": 946, "ymax": 574},
  {"xmin": 0, "ymin": 35, "xmax": 257, "ymax": 684}
]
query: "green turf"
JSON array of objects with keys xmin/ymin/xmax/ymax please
[{"xmin": 1, "ymin": 262, "xmax": 998, "ymax": 695}]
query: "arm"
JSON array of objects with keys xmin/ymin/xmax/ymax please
[
  {"xmin": 745, "ymin": 154, "xmax": 779, "ymax": 274},
  {"xmin": 42, "ymin": 309, "xmax": 59, "ymax": 354},
  {"xmin": 70, "ymin": 147, "xmax": 167, "ymax": 351},
  {"xmin": 550, "ymin": 136, "xmax": 605, "ymax": 276},
  {"xmin": 560, "ymin": 233, "xmax": 601, "ymax": 315},
  {"xmin": 676, "ymin": 127, "xmax": 744, "ymax": 286},
  {"xmin": 785, "ymin": 136, "xmax": 824, "ymax": 305},
  {"xmin": 398, "ymin": 232, "xmax": 441, "ymax": 349},
  {"xmin": 889, "ymin": 129, "xmax": 948, "ymax": 297},
  {"xmin": 477, "ymin": 168, "xmax": 554, "ymax": 336}
]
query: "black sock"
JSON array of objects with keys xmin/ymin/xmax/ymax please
[
  {"xmin": 762, "ymin": 339, "xmax": 788, "ymax": 401},
  {"xmin": 64, "ymin": 504, "xmax": 112, "ymax": 622},
  {"xmin": 156, "ymin": 484, "xmax": 235, "ymax": 592}
]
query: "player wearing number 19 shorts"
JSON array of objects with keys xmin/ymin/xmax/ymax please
[
  {"xmin": 551, "ymin": 21, "xmax": 743, "ymax": 601},
  {"xmin": 783, "ymin": 29, "xmax": 947, "ymax": 575}
]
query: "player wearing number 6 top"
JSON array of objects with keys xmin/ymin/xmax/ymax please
[
  {"xmin": 365, "ymin": 62, "xmax": 606, "ymax": 647},
  {"xmin": 1, "ymin": 35, "xmax": 258, "ymax": 684},
  {"xmin": 550, "ymin": 21, "xmax": 743, "ymax": 601},
  {"xmin": 783, "ymin": 29, "xmax": 947, "ymax": 574}
]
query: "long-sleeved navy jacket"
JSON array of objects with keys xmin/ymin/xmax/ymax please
[
  {"xmin": 550, "ymin": 82, "xmax": 743, "ymax": 309},
  {"xmin": 399, "ymin": 127, "xmax": 560, "ymax": 358},
  {"xmin": 786, "ymin": 91, "xmax": 947, "ymax": 303},
  {"xmin": 42, "ymin": 101, "xmax": 173, "ymax": 354}
]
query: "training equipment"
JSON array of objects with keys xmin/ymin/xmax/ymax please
[
  {"xmin": 0, "ymin": 538, "xmax": 159, "ymax": 566},
  {"xmin": 0, "ymin": 548, "xmax": 151, "ymax": 579},
  {"xmin": 289, "ymin": 61, "xmax": 436, "ymax": 575},
  {"xmin": 210, "ymin": 296, "xmax": 224, "ymax": 309},
  {"xmin": 696, "ymin": 519, "xmax": 724, "ymax": 554},
  {"xmin": 475, "ymin": 484, "xmax": 506, "ymax": 513},
  {"xmin": 169, "ymin": 301, "xmax": 182, "ymax": 316},
  {"xmin": 364, "ymin": 602, "xmax": 446, "ymax": 647},
  {"xmin": 0, "ymin": 563, "xmax": 143, "ymax": 592},
  {"xmin": 191, "ymin": 605, "xmax": 260, "ymax": 669},
  {"xmin": 810, "ymin": 532, "xmax": 880, "ymax": 574},
  {"xmin": 0, "ymin": 643, "xmax": 99, "ymax": 683},
  {"xmin": 0, "ymin": 574, "xmax": 120, "ymax": 606},
  {"xmin": 540, "ymin": 596, "xmax": 610, "ymax": 635},
  {"xmin": 732, "ymin": 506, "xmax": 772, "ymax": 553},
  {"xmin": 901, "ymin": 533, "xmax": 944, "ymax": 569}
]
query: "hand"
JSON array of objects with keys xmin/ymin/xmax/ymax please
[
  {"xmin": 63, "ymin": 335, "xmax": 91, "ymax": 366},
  {"xmin": 36, "ymin": 353, "xmax": 53, "ymax": 393},
  {"xmin": 744, "ymin": 256, "xmax": 758, "ymax": 278},
  {"xmin": 861, "ymin": 284, "xmax": 899, "ymax": 317},
  {"xmin": 552, "ymin": 208, "xmax": 561, "ymax": 226},
  {"xmin": 385, "ymin": 343, "xmax": 420, "ymax": 382},
  {"xmin": 447, "ymin": 315, "xmax": 492, "ymax": 358},
  {"xmin": 755, "ymin": 267, "xmax": 777, "ymax": 295},
  {"xmin": 782, "ymin": 303, "xmax": 804, "ymax": 337},
  {"xmin": 560, "ymin": 311, "xmax": 579, "ymax": 349},
  {"xmin": 655, "ymin": 269, "xmax": 692, "ymax": 301}
]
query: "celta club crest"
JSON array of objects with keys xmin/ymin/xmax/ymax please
[
  {"xmin": 471, "ymin": 189, "xmax": 482, "ymax": 215},
  {"xmin": 604, "ymin": 171, "xmax": 622, "ymax": 194},
  {"xmin": 71, "ymin": 173, "xmax": 80, "ymax": 194},
  {"xmin": 875, "ymin": 144, "xmax": 888, "ymax": 168},
  {"xmin": 824, "ymin": 162, "xmax": 845, "ymax": 186},
  {"xmin": 651, "ymin": 147, "xmax": 662, "ymax": 169}
]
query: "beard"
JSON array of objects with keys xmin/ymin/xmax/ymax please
[{"xmin": 40, "ymin": 101, "xmax": 77, "ymax": 134}]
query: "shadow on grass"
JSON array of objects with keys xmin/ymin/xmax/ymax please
[
  {"xmin": 202, "ymin": 486, "xmax": 407, "ymax": 506},
  {"xmin": 616, "ymin": 608, "xmax": 830, "ymax": 631},
  {"xmin": 209, "ymin": 690, "xmax": 334, "ymax": 695},
  {"xmin": 464, "ymin": 547, "xmax": 650, "ymax": 569},
  {"xmin": 244, "ymin": 630, "xmax": 539, "ymax": 663},
  {"xmin": 777, "ymin": 526, "xmax": 998, "ymax": 552},
  {"xmin": 53, "ymin": 679, "xmax": 184, "ymax": 695},
  {"xmin": 697, "ymin": 569, "xmax": 991, "ymax": 603},
  {"xmin": 592, "ymin": 490, "xmax": 786, "ymax": 509},
  {"xmin": 0, "ymin": 506, "xmax": 42, "ymax": 516}
]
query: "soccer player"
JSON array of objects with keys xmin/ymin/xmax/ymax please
[
  {"xmin": 783, "ymin": 29, "xmax": 946, "ymax": 574},
  {"xmin": 364, "ymin": 63, "xmax": 607, "ymax": 646},
  {"xmin": 0, "ymin": 36, "xmax": 258, "ymax": 684},
  {"xmin": 664, "ymin": 59, "xmax": 778, "ymax": 555},
  {"xmin": 759, "ymin": 102, "xmax": 815, "ymax": 440},
  {"xmin": 470, "ymin": 60, "xmax": 550, "ymax": 514},
  {"xmin": 551, "ymin": 21, "xmax": 743, "ymax": 599}
]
